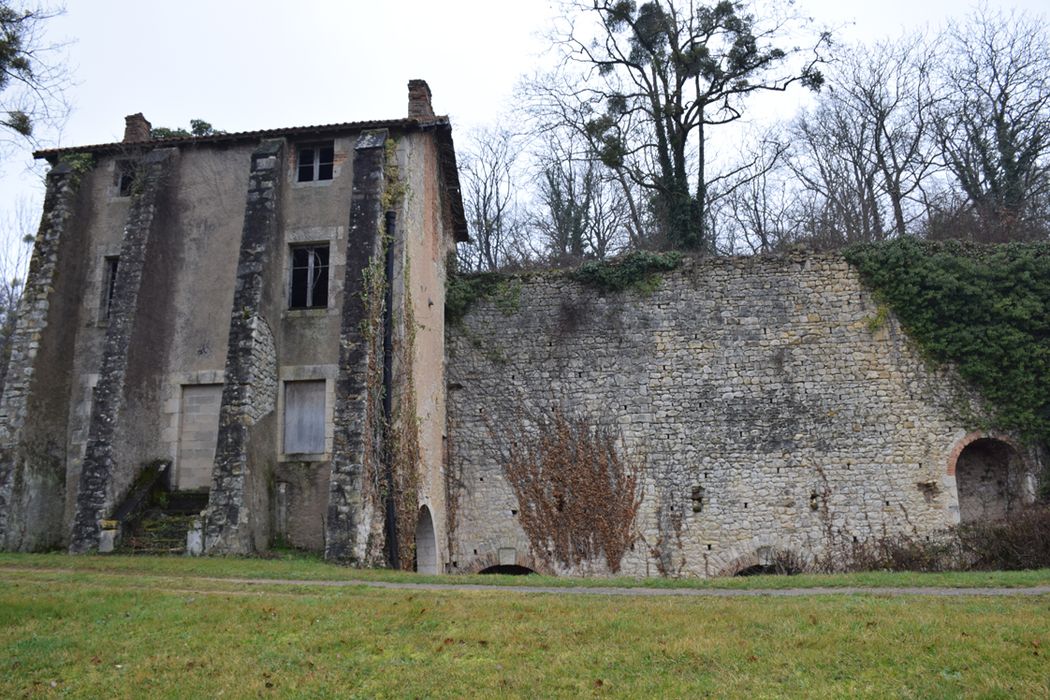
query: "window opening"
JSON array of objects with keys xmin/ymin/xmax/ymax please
[
  {"xmin": 102, "ymin": 256, "xmax": 119, "ymax": 319},
  {"xmin": 289, "ymin": 244, "xmax": 329, "ymax": 309},
  {"xmin": 297, "ymin": 142, "xmax": 334, "ymax": 182},
  {"xmin": 283, "ymin": 380, "xmax": 326, "ymax": 454},
  {"xmin": 116, "ymin": 161, "xmax": 135, "ymax": 196}
]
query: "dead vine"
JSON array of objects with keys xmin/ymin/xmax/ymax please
[{"xmin": 497, "ymin": 407, "xmax": 643, "ymax": 573}]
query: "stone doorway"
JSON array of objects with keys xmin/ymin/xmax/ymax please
[
  {"xmin": 414, "ymin": 505, "xmax": 438, "ymax": 575},
  {"xmin": 953, "ymin": 437, "xmax": 1026, "ymax": 523}
]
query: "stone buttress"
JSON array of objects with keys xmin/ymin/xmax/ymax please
[
  {"xmin": 0, "ymin": 162, "xmax": 83, "ymax": 551},
  {"xmin": 324, "ymin": 129, "xmax": 388, "ymax": 563},
  {"xmin": 70, "ymin": 148, "xmax": 179, "ymax": 553},
  {"xmin": 203, "ymin": 139, "xmax": 284, "ymax": 554}
]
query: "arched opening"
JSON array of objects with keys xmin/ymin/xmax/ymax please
[
  {"xmin": 732, "ymin": 559, "xmax": 804, "ymax": 577},
  {"xmin": 954, "ymin": 437, "xmax": 1025, "ymax": 523},
  {"xmin": 414, "ymin": 505, "xmax": 438, "ymax": 575},
  {"xmin": 728, "ymin": 547, "xmax": 806, "ymax": 577},
  {"xmin": 478, "ymin": 564, "xmax": 536, "ymax": 576}
]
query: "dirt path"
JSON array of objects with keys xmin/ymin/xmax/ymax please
[
  {"xmin": 211, "ymin": 577, "xmax": 1050, "ymax": 597},
  {"xmin": 4, "ymin": 566, "xmax": 1050, "ymax": 597}
]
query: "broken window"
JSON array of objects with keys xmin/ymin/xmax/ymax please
[
  {"xmin": 283, "ymin": 380, "xmax": 325, "ymax": 454},
  {"xmin": 115, "ymin": 161, "xmax": 135, "ymax": 196},
  {"xmin": 102, "ymin": 256, "xmax": 119, "ymax": 319},
  {"xmin": 289, "ymin": 244, "xmax": 329, "ymax": 309},
  {"xmin": 296, "ymin": 142, "xmax": 334, "ymax": 182}
]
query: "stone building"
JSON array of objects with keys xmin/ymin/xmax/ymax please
[
  {"xmin": 0, "ymin": 80, "xmax": 465, "ymax": 573},
  {"xmin": 0, "ymin": 81, "xmax": 1043, "ymax": 577}
]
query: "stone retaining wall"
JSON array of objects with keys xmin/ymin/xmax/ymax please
[{"xmin": 445, "ymin": 253, "xmax": 1000, "ymax": 577}]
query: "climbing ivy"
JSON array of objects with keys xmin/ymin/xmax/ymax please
[
  {"xmin": 446, "ymin": 251, "xmax": 683, "ymax": 324},
  {"xmin": 572, "ymin": 250, "xmax": 682, "ymax": 293},
  {"xmin": 445, "ymin": 271, "xmax": 522, "ymax": 324},
  {"xmin": 844, "ymin": 238, "xmax": 1050, "ymax": 446}
]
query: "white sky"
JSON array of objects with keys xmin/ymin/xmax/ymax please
[{"xmin": 1, "ymin": 0, "xmax": 1046, "ymax": 248}]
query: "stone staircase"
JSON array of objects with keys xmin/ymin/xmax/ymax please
[
  {"xmin": 118, "ymin": 491, "xmax": 209, "ymax": 555},
  {"xmin": 102, "ymin": 461, "xmax": 208, "ymax": 555}
]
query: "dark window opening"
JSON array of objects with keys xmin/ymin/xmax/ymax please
[
  {"xmin": 116, "ymin": 161, "xmax": 135, "ymax": 196},
  {"xmin": 289, "ymin": 245, "xmax": 329, "ymax": 309},
  {"xmin": 297, "ymin": 142, "xmax": 335, "ymax": 182},
  {"xmin": 478, "ymin": 565, "xmax": 536, "ymax": 576},
  {"xmin": 102, "ymin": 256, "xmax": 119, "ymax": 319}
]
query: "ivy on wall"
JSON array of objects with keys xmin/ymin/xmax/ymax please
[
  {"xmin": 571, "ymin": 250, "xmax": 682, "ymax": 293},
  {"xmin": 844, "ymin": 238, "xmax": 1050, "ymax": 446},
  {"xmin": 446, "ymin": 250, "xmax": 683, "ymax": 323}
]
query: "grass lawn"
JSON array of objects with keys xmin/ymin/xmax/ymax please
[{"xmin": 0, "ymin": 556, "xmax": 1048, "ymax": 698}]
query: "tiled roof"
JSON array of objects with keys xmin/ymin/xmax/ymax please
[{"xmin": 33, "ymin": 116, "xmax": 451, "ymax": 159}]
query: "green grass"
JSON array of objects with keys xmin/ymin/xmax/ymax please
[
  {"xmin": 2, "ymin": 551, "xmax": 1050, "ymax": 590},
  {"xmin": 0, "ymin": 561, "xmax": 1047, "ymax": 698}
]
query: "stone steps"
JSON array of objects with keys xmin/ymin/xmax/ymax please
[{"xmin": 116, "ymin": 493, "xmax": 208, "ymax": 556}]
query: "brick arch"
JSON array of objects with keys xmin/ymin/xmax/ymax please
[
  {"xmin": 947, "ymin": 431, "xmax": 1031, "ymax": 524},
  {"xmin": 945, "ymin": 431, "xmax": 1024, "ymax": 476}
]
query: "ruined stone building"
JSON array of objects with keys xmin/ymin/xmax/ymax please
[
  {"xmin": 0, "ymin": 81, "xmax": 1043, "ymax": 577},
  {"xmin": 0, "ymin": 81, "xmax": 464, "ymax": 572}
]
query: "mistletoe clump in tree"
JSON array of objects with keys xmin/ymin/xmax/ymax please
[{"xmin": 564, "ymin": 0, "xmax": 827, "ymax": 250}]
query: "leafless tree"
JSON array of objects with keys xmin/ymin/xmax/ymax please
[
  {"xmin": 933, "ymin": 6, "xmax": 1050, "ymax": 242},
  {"xmin": 552, "ymin": 0, "xmax": 829, "ymax": 251},
  {"xmin": 716, "ymin": 135, "xmax": 800, "ymax": 253},
  {"xmin": 779, "ymin": 32, "xmax": 943, "ymax": 247},
  {"xmin": 0, "ymin": 1, "xmax": 70, "ymax": 156},
  {"xmin": 531, "ymin": 129, "xmax": 632, "ymax": 262},
  {"xmin": 458, "ymin": 127, "xmax": 527, "ymax": 272},
  {"xmin": 0, "ymin": 196, "xmax": 36, "ymax": 394}
]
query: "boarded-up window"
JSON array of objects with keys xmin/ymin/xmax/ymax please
[{"xmin": 284, "ymin": 380, "xmax": 325, "ymax": 454}]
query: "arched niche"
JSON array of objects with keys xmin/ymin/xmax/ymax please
[
  {"xmin": 414, "ymin": 505, "xmax": 439, "ymax": 575},
  {"xmin": 949, "ymin": 435, "xmax": 1027, "ymax": 523},
  {"xmin": 478, "ymin": 564, "xmax": 537, "ymax": 576}
]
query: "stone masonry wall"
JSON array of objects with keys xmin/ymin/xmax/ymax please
[
  {"xmin": 204, "ymin": 139, "xmax": 284, "ymax": 554},
  {"xmin": 70, "ymin": 149, "xmax": 178, "ymax": 553},
  {"xmin": 0, "ymin": 163, "xmax": 81, "ymax": 550},
  {"xmin": 446, "ymin": 253, "xmax": 992, "ymax": 578}
]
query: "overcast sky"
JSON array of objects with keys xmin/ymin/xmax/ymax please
[{"xmin": 1, "ymin": 0, "xmax": 1046, "ymax": 251}]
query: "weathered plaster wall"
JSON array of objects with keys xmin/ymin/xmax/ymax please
[
  {"xmin": 445, "ymin": 253, "xmax": 1027, "ymax": 577},
  {"xmin": 400, "ymin": 131, "xmax": 456, "ymax": 570}
]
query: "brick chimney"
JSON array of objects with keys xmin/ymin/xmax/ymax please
[
  {"xmin": 123, "ymin": 113, "xmax": 152, "ymax": 142},
  {"xmin": 407, "ymin": 80, "xmax": 434, "ymax": 119}
]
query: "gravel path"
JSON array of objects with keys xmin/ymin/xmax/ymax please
[
  {"xmin": 4, "ymin": 566, "xmax": 1049, "ymax": 597},
  {"xmin": 210, "ymin": 576, "xmax": 1050, "ymax": 597}
]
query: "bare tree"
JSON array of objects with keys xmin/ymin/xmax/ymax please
[
  {"xmin": 835, "ymin": 34, "xmax": 941, "ymax": 237},
  {"xmin": 788, "ymin": 98, "xmax": 887, "ymax": 246},
  {"xmin": 531, "ymin": 129, "xmax": 632, "ymax": 262},
  {"xmin": 717, "ymin": 136, "xmax": 800, "ymax": 253},
  {"xmin": 0, "ymin": 1, "xmax": 70, "ymax": 155},
  {"xmin": 933, "ymin": 6, "xmax": 1050, "ymax": 241},
  {"xmin": 0, "ymin": 197, "xmax": 36, "ymax": 394},
  {"xmin": 776, "ymin": 32, "xmax": 943, "ymax": 247},
  {"xmin": 458, "ymin": 128, "xmax": 526, "ymax": 272},
  {"xmin": 524, "ymin": 68, "xmax": 651, "ymax": 250},
  {"xmin": 553, "ymin": 0, "xmax": 828, "ymax": 251}
]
